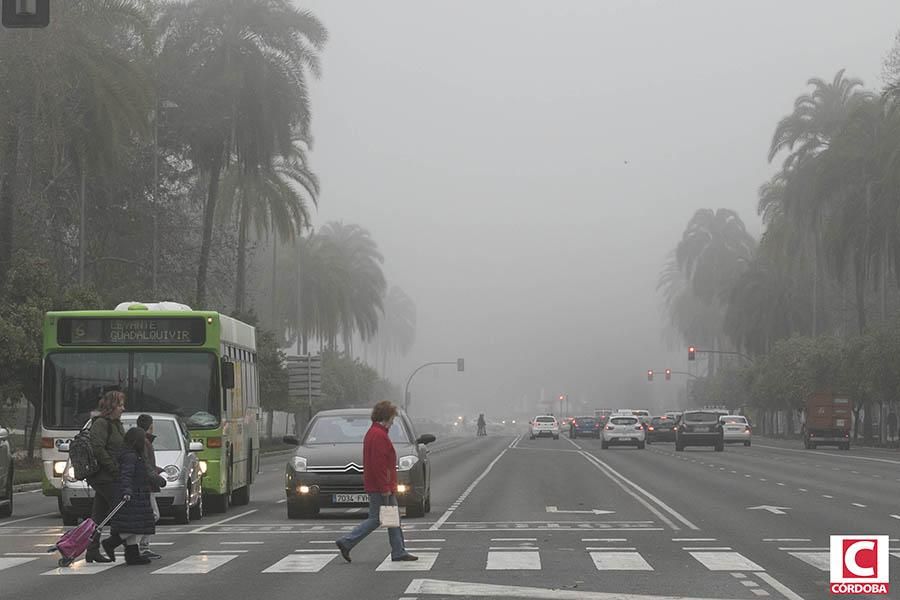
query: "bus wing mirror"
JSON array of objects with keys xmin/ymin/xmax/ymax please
[{"xmin": 221, "ymin": 359, "xmax": 235, "ymax": 389}]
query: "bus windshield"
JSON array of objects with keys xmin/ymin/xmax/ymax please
[{"xmin": 43, "ymin": 352, "xmax": 220, "ymax": 429}]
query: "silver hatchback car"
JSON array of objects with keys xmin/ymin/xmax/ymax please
[{"xmin": 60, "ymin": 413, "xmax": 204, "ymax": 525}]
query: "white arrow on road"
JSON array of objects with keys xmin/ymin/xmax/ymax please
[
  {"xmin": 546, "ymin": 506, "xmax": 615, "ymax": 515},
  {"xmin": 748, "ymin": 505, "xmax": 791, "ymax": 515}
]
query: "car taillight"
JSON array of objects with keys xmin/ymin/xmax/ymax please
[
  {"xmin": 635, "ymin": 425, "xmax": 643, "ymax": 431},
  {"xmin": 648, "ymin": 426, "xmax": 655, "ymax": 431},
  {"xmin": 745, "ymin": 426, "xmax": 751, "ymax": 432},
  {"xmin": 605, "ymin": 425, "xmax": 614, "ymax": 430}
]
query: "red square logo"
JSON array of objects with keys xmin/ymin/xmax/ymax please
[{"xmin": 842, "ymin": 539, "xmax": 879, "ymax": 579}]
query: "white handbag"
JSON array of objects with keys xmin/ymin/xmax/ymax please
[{"xmin": 379, "ymin": 503, "xmax": 401, "ymax": 528}]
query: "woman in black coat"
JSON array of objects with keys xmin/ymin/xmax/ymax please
[{"xmin": 101, "ymin": 427, "xmax": 166, "ymax": 565}]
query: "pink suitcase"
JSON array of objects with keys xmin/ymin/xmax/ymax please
[{"xmin": 47, "ymin": 499, "xmax": 127, "ymax": 567}]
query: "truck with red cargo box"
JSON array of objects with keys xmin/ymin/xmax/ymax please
[{"xmin": 802, "ymin": 393, "xmax": 852, "ymax": 450}]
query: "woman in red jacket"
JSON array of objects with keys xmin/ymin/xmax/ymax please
[{"xmin": 335, "ymin": 401, "xmax": 417, "ymax": 563}]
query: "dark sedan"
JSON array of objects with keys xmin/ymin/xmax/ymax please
[
  {"xmin": 646, "ymin": 416, "xmax": 677, "ymax": 443},
  {"xmin": 569, "ymin": 416, "xmax": 600, "ymax": 438},
  {"xmin": 283, "ymin": 408, "xmax": 436, "ymax": 519},
  {"xmin": 675, "ymin": 410, "xmax": 725, "ymax": 451}
]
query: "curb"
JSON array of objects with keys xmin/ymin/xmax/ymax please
[{"xmin": 13, "ymin": 482, "xmax": 42, "ymax": 493}]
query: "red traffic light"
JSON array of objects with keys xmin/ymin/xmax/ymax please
[
  {"xmin": 665, "ymin": 368, "xmax": 672, "ymax": 381},
  {"xmin": 688, "ymin": 346, "xmax": 696, "ymax": 361},
  {"xmin": 647, "ymin": 369, "xmax": 654, "ymax": 381},
  {"xmin": 559, "ymin": 395, "xmax": 564, "ymax": 401}
]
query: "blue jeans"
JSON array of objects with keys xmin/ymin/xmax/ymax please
[{"xmin": 337, "ymin": 493, "xmax": 408, "ymax": 560}]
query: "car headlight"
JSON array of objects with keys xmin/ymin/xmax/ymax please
[
  {"xmin": 198, "ymin": 460, "xmax": 208, "ymax": 475},
  {"xmin": 53, "ymin": 461, "xmax": 67, "ymax": 476},
  {"xmin": 398, "ymin": 455, "xmax": 419, "ymax": 471},
  {"xmin": 163, "ymin": 465, "xmax": 180, "ymax": 482},
  {"xmin": 62, "ymin": 460, "xmax": 76, "ymax": 483},
  {"xmin": 291, "ymin": 456, "xmax": 307, "ymax": 472}
]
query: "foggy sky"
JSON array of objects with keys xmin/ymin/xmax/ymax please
[{"xmin": 299, "ymin": 0, "xmax": 900, "ymax": 418}]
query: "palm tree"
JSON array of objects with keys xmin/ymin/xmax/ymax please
[
  {"xmin": 674, "ymin": 209, "xmax": 755, "ymax": 374},
  {"xmin": 0, "ymin": 0, "xmax": 152, "ymax": 285},
  {"xmin": 158, "ymin": 0, "xmax": 326, "ymax": 306},
  {"xmin": 220, "ymin": 139, "xmax": 319, "ymax": 312},
  {"xmin": 767, "ymin": 70, "xmax": 874, "ymax": 335},
  {"xmin": 376, "ymin": 286, "xmax": 417, "ymax": 376},
  {"xmin": 318, "ymin": 222, "xmax": 387, "ymax": 353}
]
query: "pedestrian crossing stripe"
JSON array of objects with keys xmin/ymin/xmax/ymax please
[
  {"xmin": 152, "ymin": 554, "xmax": 239, "ymax": 574},
  {"xmin": 263, "ymin": 553, "xmax": 338, "ymax": 573},
  {"xmin": 6, "ymin": 547, "xmax": 899, "ymax": 576}
]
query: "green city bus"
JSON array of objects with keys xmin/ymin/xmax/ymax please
[{"xmin": 40, "ymin": 302, "xmax": 259, "ymax": 514}]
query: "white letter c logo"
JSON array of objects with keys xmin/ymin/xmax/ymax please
[{"xmin": 846, "ymin": 541, "xmax": 876, "ymax": 577}]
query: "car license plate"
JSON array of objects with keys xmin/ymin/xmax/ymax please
[
  {"xmin": 619, "ymin": 437, "xmax": 632, "ymax": 441},
  {"xmin": 695, "ymin": 426, "xmax": 709, "ymax": 432},
  {"xmin": 333, "ymin": 493, "xmax": 368, "ymax": 504}
]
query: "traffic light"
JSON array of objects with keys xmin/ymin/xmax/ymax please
[
  {"xmin": 647, "ymin": 369, "xmax": 653, "ymax": 381},
  {"xmin": 457, "ymin": 358, "xmax": 465, "ymax": 372},
  {"xmin": 688, "ymin": 346, "xmax": 696, "ymax": 361},
  {"xmin": 665, "ymin": 368, "xmax": 672, "ymax": 381},
  {"xmin": 559, "ymin": 395, "xmax": 564, "ymax": 401},
  {"xmin": 2, "ymin": 0, "xmax": 50, "ymax": 28}
]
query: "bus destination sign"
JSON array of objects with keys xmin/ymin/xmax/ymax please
[{"xmin": 58, "ymin": 317, "xmax": 206, "ymax": 345}]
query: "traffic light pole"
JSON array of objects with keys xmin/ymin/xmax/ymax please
[{"xmin": 404, "ymin": 359, "xmax": 465, "ymax": 412}]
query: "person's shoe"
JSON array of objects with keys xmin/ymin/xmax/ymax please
[
  {"xmin": 85, "ymin": 549, "xmax": 113, "ymax": 564},
  {"xmin": 101, "ymin": 536, "xmax": 121, "ymax": 562},
  {"xmin": 141, "ymin": 550, "xmax": 162, "ymax": 560},
  {"xmin": 124, "ymin": 545, "xmax": 151, "ymax": 565},
  {"xmin": 392, "ymin": 554, "xmax": 418, "ymax": 562},
  {"xmin": 335, "ymin": 540, "xmax": 351, "ymax": 563}
]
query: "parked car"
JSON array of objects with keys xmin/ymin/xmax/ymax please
[
  {"xmin": 283, "ymin": 408, "xmax": 436, "ymax": 519},
  {"xmin": 530, "ymin": 415, "xmax": 560, "ymax": 440},
  {"xmin": 647, "ymin": 416, "xmax": 677, "ymax": 443},
  {"xmin": 60, "ymin": 413, "xmax": 204, "ymax": 526},
  {"xmin": 675, "ymin": 410, "xmax": 725, "ymax": 452},
  {"xmin": 601, "ymin": 415, "xmax": 646, "ymax": 449},
  {"xmin": 720, "ymin": 415, "xmax": 752, "ymax": 446},
  {"xmin": 570, "ymin": 416, "xmax": 600, "ymax": 438},
  {"xmin": 0, "ymin": 424, "xmax": 12, "ymax": 518}
]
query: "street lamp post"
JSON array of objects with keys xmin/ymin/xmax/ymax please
[{"xmin": 404, "ymin": 358, "xmax": 465, "ymax": 412}]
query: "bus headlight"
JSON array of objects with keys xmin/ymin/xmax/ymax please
[
  {"xmin": 198, "ymin": 461, "xmax": 208, "ymax": 475},
  {"xmin": 53, "ymin": 461, "xmax": 67, "ymax": 476},
  {"xmin": 62, "ymin": 461, "xmax": 76, "ymax": 482},
  {"xmin": 163, "ymin": 465, "xmax": 180, "ymax": 482}
]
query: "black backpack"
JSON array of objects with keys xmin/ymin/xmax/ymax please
[{"xmin": 69, "ymin": 419, "xmax": 100, "ymax": 480}]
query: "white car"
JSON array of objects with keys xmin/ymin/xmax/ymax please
[
  {"xmin": 601, "ymin": 415, "xmax": 646, "ymax": 449},
  {"xmin": 530, "ymin": 416, "xmax": 560, "ymax": 440},
  {"xmin": 720, "ymin": 415, "xmax": 752, "ymax": 446}
]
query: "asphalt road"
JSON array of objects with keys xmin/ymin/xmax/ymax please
[{"xmin": 1, "ymin": 432, "xmax": 899, "ymax": 600}]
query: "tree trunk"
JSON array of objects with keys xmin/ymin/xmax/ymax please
[
  {"xmin": 265, "ymin": 408, "xmax": 274, "ymax": 440},
  {"xmin": 811, "ymin": 236, "xmax": 819, "ymax": 337},
  {"xmin": 856, "ymin": 269, "xmax": 867, "ymax": 335},
  {"xmin": 79, "ymin": 166, "xmax": 87, "ymax": 286},
  {"xmin": 196, "ymin": 156, "xmax": 223, "ymax": 307},
  {"xmin": 0, "ymin": 125, "xmax": 19, "ymax": 286},
  {"xmin": 234, "ymin": 196, "xmax": 249, "ymax": 313},
  {"xmin": 863, "ymin": 400, "xmax": 874, "ymax": 442},
  {"xmin": 271, "ymin": 237, "xmax": 277, "ymax": 329}
]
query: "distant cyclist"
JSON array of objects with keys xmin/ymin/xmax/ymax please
[{"xmin": 477, "ymin": 413, "xmax": 486, "ymax": 436}]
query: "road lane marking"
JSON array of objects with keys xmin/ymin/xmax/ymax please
[
  {"xmin": 430, "ymin": 446, "xmax": 509, "ymax": 531},
  {"xmin": 590, "ymin": 551, "xmax": 653, "ymax": 570},
  {"xmin": 751, "ymin": 590, "xmax": 770, "ymax": 597},
  {"xmin": 486, "ymin": 550, "xmax": 541, "ymax": 570},
  {"xmin": 682, "ymin": 547, "xmax": 733, "ymax": 550},
  {"xmin": 263, "ymin": 553, "xmax": 338, "ymax": 573},
  {"xmin": 586, "ymin": 547, "xmax": 638, "ymax": 551},
  {"xmin": 189, "ymin": 509, "xmax": 257, "ymax": 533},
  {"xmin": 689, "ymin": 551, "xmax": 764, "ymax": 571},
  {"xmin": 579, "ymin": 451, "xmax": 698, "ymax": 530},
  {"xmin": 276, "ymin": 499, "xmax": 286, "ymax": 504},
  {"xmin": 152, "ymin": 554, "xmax": 239, "ymax": 574},
  {"xmin": 851, "ymin": 503, "xmax": 867, "ymax": 508},
  {"xmin": 755, "ymin": 443, "xmax": 900, "ymax": 465},
  {"xmin": 405, "ymin": 578, "xmax": 738, "ymax": 599},
  {"xmin": 491, "ymin": 538, "xmax": 536, "ymax": 541},
  {"xmin": 776, "ymin": 547, "xmax": 827, "ymax": 551},
  {"xmin": 583, "ymin": 538, "xmax": 627, "ymax": 542},
  {"xmin": 890, "ymin": 515, "xmax": 900, "ymax": 520},
  {"xmin": 755, "ymin": 572, "xmax": 805, "ymax": 600},
  {"xmin": 763, "ymin": 539, "xmax": 810, "ymax": 542},
  {"xmin": 201, "ymin": 550, "xmax": 247, "ymax": 553},
  {"xmin": 673, "ymin": 538, "xmax": 717, "ymax": 541},
  {"xmin": 0, "ymin": 557, "xmax": 39, "ymax": 571},
  {"xmin": 221, "ymin": 541, "xmax": 265, "ymax": 545},
  {"xmin": 42, "ymin": 560, "xmax": 124, "ymax": 575},
  {"xmin": 489, "ymin": 546, "xmax": 537, "ymax": 550},
  {"xmin": 0, "ymin": 512, "xmax": 57, "ymax": 526},
  {"xmin": 786, "ymin": 552, "xmax": 829, "ymax": 571},
  {"xmin": 822, "ymin": 495, "xmax": 833, "ymax": 499},
  {"xmin": 376, "ymin": 551, "xmax": 439, "ymax": 571}
]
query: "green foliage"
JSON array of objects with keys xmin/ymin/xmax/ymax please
[
  {"xmin": 317, "ymin": 350, "xmax": 392, "ymax": 412},
  {"xmin": 257, "ymin": 328, "xmax": 289, "ymax": 413}
]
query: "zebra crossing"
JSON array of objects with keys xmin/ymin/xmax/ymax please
[{"xmin": 4, "ymin": 537, "xmax": 888, "ymax": 577}]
